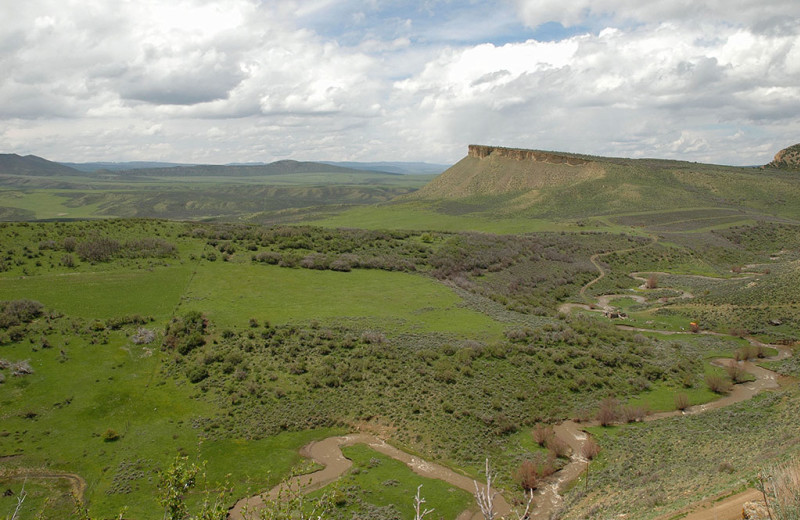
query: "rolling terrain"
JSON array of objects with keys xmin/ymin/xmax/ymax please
[
  {"xmin": 314, "ymin": 144, "xmax": 800, "ymax": 234},
  {"xmin": 1, "ymin": 144, "xmax": 799, "ymax": 520},
  {"xmin": 0, "ymin": 155, "xmax": 434, "ymax": 222}
]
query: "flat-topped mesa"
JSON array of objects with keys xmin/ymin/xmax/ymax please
[{"xmin": 467, "ymin": 145, "xmax": 590, "ymax": 166}]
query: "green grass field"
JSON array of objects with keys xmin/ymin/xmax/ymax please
[
  {"xmin": 177, "ymin": 261, "xmax": 504, "ymax": 337},
  {"xmin": 1, "ymin": 264, "xmax": 192, "ymax": 320}
]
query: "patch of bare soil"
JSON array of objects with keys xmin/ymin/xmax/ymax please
[{"xmin": 0, "ymin": 467, "xmax": 87, "ymax": 502}]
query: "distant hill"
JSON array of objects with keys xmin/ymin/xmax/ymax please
[
  {"xmin": 320, "ymin": 161, "xmax": 449, "ymax": 175},
  {"xmin": 61, "ymin": 160, "xmax": 448, "ymax": 175},
  {"xmin": 765, "ymin": 143, "xmax": 800, "ymax": 171},
  {"xmin": 409, "ymin": 144, "xmax": 800, "ymax": 222},
  {"xmin": 0, "ymin": 153, "xmax": 82, "ymax": 176},
  {"xmin": 61, "ymin": 161, "xmax": 197, "ymax": 172},
  {"xmin": 111, "ymin": 160, "xmax": 396, "ymax": 177}
]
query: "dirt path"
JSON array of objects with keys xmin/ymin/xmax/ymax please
[
  {"xmin": 538, "ymin": 261, "xmax": 791, "ymax": 520},
  {"xmin": 652, "ymin": 488, "xmax": 764, "ymax": 520},
  {"xmin": 229, "ymin": 433, "xmax": 511, "ymax": 520},
  {"xmin": 579, "ymin": 253, "xmax": 606, "ymax": 300},
  {"xmin": 558, "ymin": 294, "xmax": 646, "ymax": 315},
  {"xmin": 0, "ymin": 467, "xmax": 87, "ymax": 502}
]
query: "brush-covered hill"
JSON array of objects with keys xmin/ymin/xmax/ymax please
[{"xmin": 409, "ymin": 144, "xmax": 800, "ymax": 224}]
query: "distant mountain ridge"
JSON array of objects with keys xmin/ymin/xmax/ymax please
[
  {"xmin": 107, "ymin": 160, "xmax": 398, "ymax": 177},
  {"xmin": 0, "ymin": 154, "xmax": 81, "ymax": 176},
  {"xmin": 0, "ymin": 154, "xmax": 401, "ymax": 178},
  {"xmin": 61, "ymin": 161, "xmax": 197, "ymax": 172},
  {"xmin": 320, "ymin": 161, "xmax": 448, "ymax": 175}
]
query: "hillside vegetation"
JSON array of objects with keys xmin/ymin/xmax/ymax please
[{"xmin": 2, "ymin": 144, "xmax": 800, "ymax": 520}]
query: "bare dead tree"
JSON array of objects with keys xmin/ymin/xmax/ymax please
[
  {"xmin": 474, "ymin": 458, "xmax": 499, "ymax": 520},
  {"xmin": 10, "ymin": 480, "xmax": 27, "ymax": 520},
  {"xmin": 413, "ymin": 485, "xmax": 434, "ymax": 520},
  {"xmin": 510, "ymin": 489, "xmax": 533, "ymax": 520}
]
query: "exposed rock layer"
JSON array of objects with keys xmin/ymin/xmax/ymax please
[
  {"xmin": 766, "ymin": 143, "xmax": 800, "ymax": 170},
  {"xmin": 467, "ymin": 144, "xmax": 590, "ymax": 165}
]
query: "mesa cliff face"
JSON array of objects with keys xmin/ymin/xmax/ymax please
[
  {"xmin": 766, "ymin": 143, "xmax": 800, "ymax": 171},
  {"xmin": 467, "ymin": 145, "xmax": 590, "ymax": 166}
]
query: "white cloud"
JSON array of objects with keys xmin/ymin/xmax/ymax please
[
  {"xmin": 388, "ymin": 18, "xmax": 800, "ymax": 164},
  {"xmin": 0, "ymin": 0, "xmax": 798, "ymax": 165}
]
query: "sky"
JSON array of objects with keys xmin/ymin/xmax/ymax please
[{"xmin": 1, "ymin": 0, "xmax": 799, "ymax": 166}]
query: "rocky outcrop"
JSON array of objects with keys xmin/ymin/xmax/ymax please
[
  {"xmin": 765, "ymin": 143, "xmax": 800, "ymax": 171},
  {"xmin": 741, "ymin": 500, "xmax": 770, "ymax": 519},
  {"xmin": 468, "ymin": 145, "xmax": 590, "ymax": 166}
]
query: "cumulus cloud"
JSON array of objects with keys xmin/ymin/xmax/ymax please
[
  {"xmin": 0, "ymin": 0, "xmax": 798, "ymax": 165},
  {"xmin": 387, "ymin": 4, "xmax": 800, "ymax": 164}
]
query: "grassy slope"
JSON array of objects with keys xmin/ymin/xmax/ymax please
[{"xmin": 178, "ymin": 260, "xmax": 504, "ymax": 337}]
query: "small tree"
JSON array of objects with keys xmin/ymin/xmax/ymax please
[
  {"xmin": 8, "ymin": 481, "xmax": 26, "ymax": 520},
  {"xmin": 581, "ymin": 438, "xmax": 601, "ymax": 460},
  {"xmin": 157, "ymin": 456, "xmax": 230, "ymax": 520},
  {"xmin": 726, "ymin": 360, "xmax": 746, "ymax": 383},
  {"xmin": 597, "ymin": 397, "xmax": 620, "ymax": 427},
  {"xmin": 474, "ymin": 459, "xmax": 499, "ymax": 520},
  {"xmin": 515, "ymin": 460, "xmax": 539, "ymax": 492},
  {"xmin": 674, "ymin": 393, "xmax": 690, "ymax": 411},
  {"xmin": 645, "ymin": 275, "xmax": 658, "ymax": 289},
  {"xmin": 545, "ymin": 434, "xmax": 570, "ymax": 458},
  {"xmin": 102, "ymin": 429, "xmax": 120, "ymax": 442},
  {"xmin": 159, "ymin": 456, "xmax": 200, "ymax": 520},
  {"xmin": 532, "ymin": 423, "xmax": 553, "ymax": 447},
  {"xmin": 705, "ymin": 373, "xmax": 732, "ymax": 394}
]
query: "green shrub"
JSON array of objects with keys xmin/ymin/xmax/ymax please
[
  {"xmin": 186, "ymin": 365, "xmax": 209, "ymax": 383},
  {"xmin": 76, "ymin": 237, "xmax": 121, "ymax": 262},
  {"xmin": 102, "ymin": 428, "xmax": 120, "ymax": 442}
]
